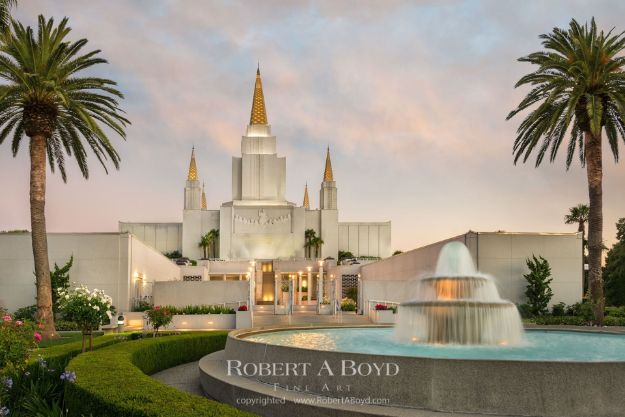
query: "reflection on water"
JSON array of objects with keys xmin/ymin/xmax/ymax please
[{"xmin": 245, "ymin": 328, "xmax": 625, "ymax": 362}]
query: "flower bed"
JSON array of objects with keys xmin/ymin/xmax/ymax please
[{"xmin": 64, "ymin": 331, "xmax": 252, "ymax": 417}]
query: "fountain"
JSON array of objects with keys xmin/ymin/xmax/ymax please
[
  {"xmin": 200, "ymin": 241, "xmax": 625, "ymax": 417},
  {"xmin": 394, "ymin": 241, "xmax": 524, "ymax": 345}
]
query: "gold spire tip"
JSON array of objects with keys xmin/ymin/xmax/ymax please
[{"xmin": 249, "ymin": 67, "xmax": 268, "ymax": 125}]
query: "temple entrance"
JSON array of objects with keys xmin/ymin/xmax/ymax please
[{"xmin": 257, "ymin": 261, "xmax": 275, "ymax": 305}]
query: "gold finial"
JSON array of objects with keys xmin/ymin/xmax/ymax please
[
  {"xmin": 303, "ymin": 183, "xmax": 310, "ymax": 209},
  {"xmin": 249, "ymin": 66, "xmax": 268, "ymax": 125},
  {"xmin": 187, "ymin": 147, "xmax": 198, "ymax": 181},
  {"xmin": 201, "ymin": 182, "xmax": 207, "ymax": 210},
  {"xmin": 323, "ymin": 146, "xmax": 334, "ymax": 182}
]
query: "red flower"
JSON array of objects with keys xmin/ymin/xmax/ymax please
[
  {"xmin": 238, "ymin": 305, "xmax": 248, "ymax": 311},
  {"xmin": 2, "ymin": 314, "xmax": 12, "ymax": 322},
  {"xmin": 375, "ymin": 304, "xmax": 388, "ymax": 311},
  {"xmin": 33, "ymin": 332, "xmax": 42, "ymax": 343},
  {"xmin": 154, "ymin": 306, "xmax": 161, "ymax": 310}
]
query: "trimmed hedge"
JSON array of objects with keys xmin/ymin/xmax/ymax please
[{"xmin": 64, "ymin": 331, "xmax": 253, "ymax": 417}]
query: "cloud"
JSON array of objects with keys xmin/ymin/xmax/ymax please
[{"xmin": 1, "ymin": 0, "xmax": 624, "ymax": 251}]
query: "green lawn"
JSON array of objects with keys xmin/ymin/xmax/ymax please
[{"xmin": 38, "ymin": 331, "xmax": 104, "ymax": 348}]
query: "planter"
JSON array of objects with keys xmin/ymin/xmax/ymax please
[
  {"xmin": 236, "ymin": 310, "xmax": 253, "ymax": 329},
  {"xmin": 150, "ymin": 314, "xmax": 235, "ymax": 330},
  {"xmin": 319, "ymin": 304, "xmax": 333, "ymax": 315},
  {"xmin": 371, "ymin": 309, "xmax": 396, "ymax": 324}
]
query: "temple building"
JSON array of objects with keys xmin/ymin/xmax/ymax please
[{"xmin": 121, "ymin": 68, "xmax": 392, "ymax": 263}]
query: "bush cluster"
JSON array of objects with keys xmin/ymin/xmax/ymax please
[
  {"xmin": 1, "ymin": 333, "xmax": 123, "ymax": 416},
  {"xmin": 163, "ymin": 305, "xmax": 235, "ymax": 315},
  {"xmin": 64, "ymin": 332, "xmax": 252, "ymax": 417},
  {"xmin": 520, "ymin": 301, "xmax": 625, "ymax": 326},
  {"xmin": 341, "ymin": 298, "xmax": 357, "ymax": 311}
]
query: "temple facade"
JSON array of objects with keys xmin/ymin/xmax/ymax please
[{"xmin": 122, "ymin": 68, "xmax": 392, "ymax": 263}]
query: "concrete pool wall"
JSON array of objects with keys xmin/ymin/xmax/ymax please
[{"xmin": 199, "ymin": 327, "xmax": 625, "ymax": 417}]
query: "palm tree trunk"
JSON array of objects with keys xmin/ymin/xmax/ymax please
[
  {"xmin": 30, "ymin": 134, "xmax": 57, "ymax": 339},
  {"xmin": 584, "ymin": 131, "xmax": 604, "ymax": 325}
]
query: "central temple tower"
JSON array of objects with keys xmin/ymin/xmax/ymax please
[{"xmin": 231, "ymin": 68, "xmax": 287, "ymax": 203}]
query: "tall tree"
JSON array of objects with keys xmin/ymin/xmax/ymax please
[
  {"xmin": 0, "ymin": 16, "xmax": 129, "ymax": 338},
  {"xmin": 199, "ymin": 233, "xmax": 210, "ymax": 259},
  {"xmin": 507, "ymin": 18, "xmax": 625, "ymax": 324},
  {"xmin": 564, "ymin": 204, "xmax": 590, "ymax": 246},
  {"xmin": 617, "ymin": 217, "xmax": 625, "ymax": 242},
  {"xmin": 0, "ymin": 0, "xmax": 15, "ymax": 33},
  {"xmin": 304, "ymin": 229, "xmax": 316, "ymax": 259},
  {"xmin": 604, "ymin": 240, "xmax": 625, "ymax": 306},
  {"xmin": 312, "ymin": 236, "xmax": 324, "ymax": 259}
]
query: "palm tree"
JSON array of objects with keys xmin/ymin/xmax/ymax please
[
  {"xmin": 209, "ymin": 228, "xmax": 219, "ymax": 258},
  {"xmin": 565, "ymin": 204, "xmax": 590, "ymax": 247},
  {"xmin": 507, "ymin": 18, "xmax": 625, "ymax": 324},
  {"xmin": 0, "ymin": 0, "xmax": 15, "ymax": 32},
  {"xmin": 304, "ymin": 229, "xmax": 316, "ymax": 259},
  {"xmin": 199, "ymin": 233, "xmax": 210, "ymax": 259},
  {"xmin": 0, "ymin": 16, "xmax": 129, "ymax": 338},
  {"xmin": 312, "ymin": 236, "xmax": 324, "ymax": 259}
]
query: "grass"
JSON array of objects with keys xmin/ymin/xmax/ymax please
[{"xmin": 38, "ymin": 331, "xmax": 105, "ymax": 348}]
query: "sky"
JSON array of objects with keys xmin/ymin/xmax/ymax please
[{"xmin": 1, "ymin": 0, "xmax": 624, "ymax": 251}]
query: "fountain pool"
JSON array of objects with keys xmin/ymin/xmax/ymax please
[{"xmin": 244, "ymin": 327, "xmax": 625, "ymax": 362}]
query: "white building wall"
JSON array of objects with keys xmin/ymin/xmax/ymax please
[
  {"xmin": 118, "ymin": 222, "xmax": 182, "ymax": 254},
  {"xmin": 152, "ymin": 280, "xmax": 249, "ymax": 307},
  {"xmin": 0, "ymin": 233, "xmax": 130, "ymax": 313},
  {"xmin": 182, "ymin": 209, "xmax": 220, "ymax": 259},
  {"xmin": 360, "ymin": 231, "xmax": 583, "ymax": 307},
  {"xmin": 0, "ymin": 232, "xmax": 181, "ymax": 314},
  {"xmin": 320, "ymin": 210, "xmax": 338, "ymax": 260},
  {"xmin": 338, "ymin": 222, "xmax": 392, "ymax": 258}
]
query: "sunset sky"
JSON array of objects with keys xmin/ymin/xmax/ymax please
[{"xmin": 1, "ymin": 0, "xmax": 624, "ymax": 251}]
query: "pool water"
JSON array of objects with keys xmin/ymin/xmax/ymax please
[{"xmin": 244, "ymin": 328, "xmax": 625, "ymax": 362}]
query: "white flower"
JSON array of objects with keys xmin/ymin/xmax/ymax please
[
  {"xmin": 93, "ymin": 305, "xmax": 99, "ymax": 311},
  {"xmin": 65, "ymin": 295, "xmax": 70, "ymax": 299}
]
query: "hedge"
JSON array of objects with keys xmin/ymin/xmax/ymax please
[{"xmin": 64, "ymin": 331, "xmax": 254, "ymax": 417}]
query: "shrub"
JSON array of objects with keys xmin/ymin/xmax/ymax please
[
  {"xmin": 566, "ymin": 302, "xmax": 594, "ymax": 321},
  {"xmin": 517, "ymin": 303, "xmax": 533, "ymax": 319},
  {"xmin": 145, "ymin": 306, "xmax": 173, "ymax": 335},
  {"xmin": 54, "ymin": 320, "xmax": 80, "ymax": 331},
  {"xmin": 533, "ymin": 315, "xmax": 588, "ymax": 326},
  {"xmin": 64, "ymin": 332, "xmax": 253, "ymax": 417},
  {"xmin": 164, "ymin": 305, "xmax": 235, "ymax": 315},
  {"xmin": 57, "ymin": 285, "xmax": 114, "ymax": 352},
  {"xmin": 132, "ymin": 299, "xmax": 153, "ymax": 312},
  {"xmin": 12, "ymin": 305, "xmax": 37, "ymax": 321},
  {"xmin": 551, "ymin": 302, "xmax": 566, "ymax": 316},
  {"xmin": 1, "ymin": 333, "xmax": 123, "ymax": 417},
  {"xmin": 51, "ymin": 256, "xmax": 73, "ymax": 314},
  {"xmin": 0, "ymin": 314, "xmax": 41, "ymax": 373},
  {"xmin": 341, "ymin": 298, "xmax": 357, "ymax": 312},
  {"xmin": 523, "ymin": 255, "xmax": 553, "ymax": 316},
  {"xmin": 605, "ymin": 306, "xmax": 625, "ymax": 317},
  {"xmin": 603, "ymin": 316, "xmax": 625, "ymax": 326},
  {"xmin": 345, "ymin": 287, "xmax": 358, "ymax": 304}
]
